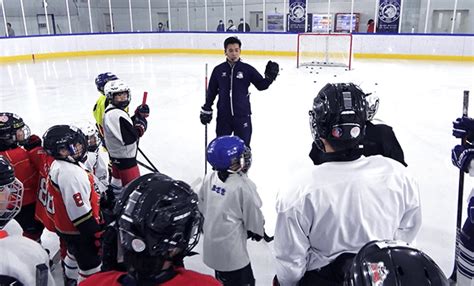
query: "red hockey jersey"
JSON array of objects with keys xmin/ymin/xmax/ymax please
[
  {"xmin": 80, "ymin": 268, "xmax": 222, "ymax": 286},
  {"xmin": 1, "ymin": 147, "xmax": 39, "ymax": 206},
  {"xmin": 28, "ymin": 146, "xmax": 55, "ymax": 231}
]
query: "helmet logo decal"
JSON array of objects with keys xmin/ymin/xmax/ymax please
[
  {"xmin": 331, "ymin": 127, "xmax": 343, "ymax": 138},
  {"xmin": 350, "ymin": 126, "xmax": 361, "ymax": 138},
  {"xmin": 368, "ymin": 262, "xmax": 389, "ymax": 286},
  {"xmin": 131, "ymin": 238, "xmax": 146, "ymax": 252}
]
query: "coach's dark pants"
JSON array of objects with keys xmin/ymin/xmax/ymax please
[{"xmin": 216, "ymin": 115, "xmax": 252, "ymax": 147}]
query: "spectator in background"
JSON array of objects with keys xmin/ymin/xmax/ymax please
[
  {"xmin": 216, "ymin": 20, "xmax": 225, "ymax": 32},
  {"xmin": 158, "ymin": 22, "xmax": 165, "ymax": 32},
  {"xmin": 238, "ymin": 18, "xmax": 251, "ymax": 32},
  {"xmin": 227, "ymin": 19, "xmax": 237, "ymax": 32},
  {"xmin": 367, "ymin": 19, "xmax": 375, "ymax": 33},
  {"xmin": 6, "ymin": 23, "xmax": 15, "ymax": 37}
]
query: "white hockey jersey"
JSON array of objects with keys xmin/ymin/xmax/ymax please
[
  {"xmin": 83, "ymin": 150, "xmax": 108, "ymax": 193},
  {"xmin": 274, "ymin": 155, "xmax": 421, "ymax": 286},
  {"xmin": 0, "ymin": 221, "xmax": 56, "ymax": 286},
  {"xmin": 103, "ymin": 106, "xmax": 137, "ymax": 159},
  {"xmin": 198, "ymin": 172, "xmax": 265, "ymax": 272}
]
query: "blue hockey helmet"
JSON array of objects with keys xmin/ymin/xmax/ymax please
[
  {"xmin": 207, "ymin": 136, "xmax": 246, "ymax": 172},
  {"xmin": 95, "ymin": 72, "xmax": 118, "ymax": 94}
]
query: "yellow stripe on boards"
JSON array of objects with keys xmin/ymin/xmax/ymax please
[{"xmin": 0, "ymin": 49, "xmax": 472, "ymax": 63}]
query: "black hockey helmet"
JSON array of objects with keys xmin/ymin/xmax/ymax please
[
  {"xmin": 0, "ymin": 112, "xmax": 31, "ymax": 146},
  {"xmin": 345, "ymin": 240, "xmax": 449, "ymax": 286},
  {"xmin": 309, "ymin": 83, "xmax": 367, "ymax": 152},
  {"xmin": 42, "ymin": 125, "xmax": 88, "ymax": 163},
  {"xmin": 117, "ymin": 173, "xmax": 203, "ymax": 259},
  {"xmin": 0, "ymin": 156, "xmax": 23, "ymax": 229}
]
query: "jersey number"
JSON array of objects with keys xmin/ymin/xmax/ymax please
[
  {"xmin": 38, "ymin": 178, "xmax": 55, "ymax": 214},
  {"xmin": 211, "ymin": 185, "xmax": 226, "ymax": 196}
]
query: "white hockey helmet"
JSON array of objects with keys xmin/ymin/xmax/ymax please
[
  {"xmin": 365, "ymin": 93, "xmax": 379, "ymax": 121},
  {"xmin": 104, "ymin": 79, "xmax": 131, "ymax": 109},
  {"xmin": 73, "ymin": 121, "xmax": 100, "ymax": 152}
]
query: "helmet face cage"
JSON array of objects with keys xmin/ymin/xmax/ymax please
[
  {"xmin": 241, "ymin": 146, "xmax": 252, "ymax": 173},
  {"xmin": 104, "ymin": 80, "xmax": 131, "ymax": 109},
  {"xmin": 0, "ymin": 178, "xmax": 23, "ymax": 229},
  {"xmin": 365, "ymin": 94, "xmax": 379, "ymax": 121},
  {"xmin": 118, "ymin": 175, "xmax": 203, "ymax": 259},
  {"xmin": 95, "ymin": 72, "xmax": 118, "ymax": 94}
]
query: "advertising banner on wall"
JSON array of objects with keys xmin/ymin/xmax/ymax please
[
  {"xmin": 376, "ymin": 0, "xmax": 401, "ymax": 33},
  {"xmin": 267, "ymin": 14, "xmax": 285, "ymax": 32},
  {"xmin": 288, "ymin": 0, "xmax": 306, "ymax": 33}
]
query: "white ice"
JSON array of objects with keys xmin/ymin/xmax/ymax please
[{"xmin": 0, "ymin": 54, "xmax": 473, "ymax": 285}]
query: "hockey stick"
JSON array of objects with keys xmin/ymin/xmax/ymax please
[
  {"xmin": 138, "ymin": 147, "xmax": 159, "ymax": 173},
  {"xmin": 204, "ymin": 63, "xmax": 209, "ymax": 175},
  {"xmin": 136, "ymin": 91, "xmax": 159, "ymax": 173},
  {"xmin": 450, "ymin": 90, "xmax": 470, "ymax": 282},
  {"xmin": 142, "ymin": 91, "xmax": 148, "ymax": 106},
  {"xmin": 137, "ymin": 159, "xmax": 158, "ymax": 173},
  {"xmin": 49, "ymin": 248, "xmax": 62, "ymax": 271}
]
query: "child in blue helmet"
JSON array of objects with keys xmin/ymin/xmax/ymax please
[{"xmin": 198, "ymin": 135, "xmax": 264, "ymax": 286}]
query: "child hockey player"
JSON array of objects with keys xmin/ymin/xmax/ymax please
[
  {"xmin": 199, "ymin": 135, "xmax": 264, "ymax": 285},
  {"xmin": 0, "ymin": 156, "xmax": 56, "ymax": 286},
  {"xmin": 0, "ymin": 112, "xmax": 43, "ymax": 241}
]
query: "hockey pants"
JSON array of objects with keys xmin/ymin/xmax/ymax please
[
  {"xmin": 215, "ymin": 263, "xmax": 255, "ymax": 286},
  {"xmin": 58, "ymin": 232, "xmax": 101, "ymax": 281},
  {"xmin": 298, "ymin": 253, "xmax": 355, "ymax": 286},
  {"xmin": 457, "ymin": 219, "xmax": 474, "ymax": 285},
  {"xmin": 216, "ymin": 115, "xmax": 252, "ymax": 148}
]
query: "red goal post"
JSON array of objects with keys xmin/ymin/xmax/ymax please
[{"xmin": 297, "ymin": 33, "xmax": 353, "ymax": 70}]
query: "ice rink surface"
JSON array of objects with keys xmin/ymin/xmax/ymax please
[{"xmin": 1, "ymin": 53, "xmax": 473, "ymax": 284}]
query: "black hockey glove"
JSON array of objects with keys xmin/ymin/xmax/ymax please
[
  {"xmin": 247, "ymin": 230, "xmax": 263, "ymax": 241},
  {"xmin": 23, "ymin": 134, "xmax": 42, "ymax": 151},
  {"xmin": 265, "ymin": 60, "xmax": 279, "ymax": 82},
  {"xmin": 200, "ymin": 105, "xmax": 213, "ymax": 125},
  {"xmin": 100, "ymin": 186, "xmax": 116, "ymax": 211},
  {"xmin": 132, "ymin": 114, "xmax": 148, "ymax": 137},
  {"xmin": 135, "ymin": 104, "xmax": 150, "ymax": 118}
]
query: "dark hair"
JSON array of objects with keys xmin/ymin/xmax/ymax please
[
  {"xmin": 7, "ymin": 23, "xmax": 11, "ymax": 27},
  {"xmin": 224, "ymin": 36, "xmax": 241, "ymax": 50},
  {"xmin": 368, "ymin": 19, "xmax": 374, "ymax": 24}
]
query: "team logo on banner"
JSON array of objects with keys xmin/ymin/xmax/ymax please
[
  {"xmin": 289, "ymin": 2, "xmax": 306, "ymax": 23},
  {"xmin": 288, "ymin": 0, "xmax": 306, "ymax": 32},
  {"xmin": 378, "ymin": 0, "xmax": 401, "ymax": 24}
]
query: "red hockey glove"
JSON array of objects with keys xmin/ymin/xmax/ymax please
[{"xmin": 23, "ymin": 134, "xmax": 42, "ymax": 151}]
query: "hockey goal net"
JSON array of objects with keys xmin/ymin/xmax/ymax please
[{"xmin": 297, "ymin": 33, "xmax": 353, "ymax": 70}]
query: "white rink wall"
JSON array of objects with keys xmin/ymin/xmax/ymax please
[{"xmin": 0, "ymin": 32, "xmax": 473, "ymax": 59}]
